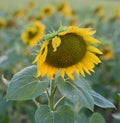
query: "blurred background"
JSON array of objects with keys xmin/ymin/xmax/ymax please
[{"xmin": 0, "ymin": 0, "xmax": 120, "ymax": 123}]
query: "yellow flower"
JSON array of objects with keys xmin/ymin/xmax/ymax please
[
  {"xmin": 40, "ymin": 5, "xmax": 55, "ymax": 18},
  {"xmin": 94, "ymin": 6, "xmax": 104, "ymax": 16},
  {"xmin": 56, "ymin": 2, "xmax": 72, "ymax": 18},
  {"xmin": 0, "ymin": 18, "xmax": 7, "ymax": 28},
  {"xmin": 115, "ymin": 7, "xmax": 120, "ymax": 18},
  {"xmin": 13, "ymin": 9, "xmax": 28, "ymax": 19},
  {"xmin": 6, "ymin": 19, "xmax": 16, "ymax": 28},
  {"xmin": 28, "ymin": 1, "xmax": 36, "ymax": 8},
  {"xmin": 21, "ymin": 21, "xmax": 45, "ymax": 47},
  {"xmin": 100, "ymin": 45, "xmax": 114, "ymax": 60},
  {"xmin": 94, "ymin": 6, "xmax": 105, "ymax": 21},
  {"xmin": 110, "ymin": 7, "xmax": 120, "ymax": 22},
  {"xmin": 34, "ymin": 26, "xmax": 102, "ymax": 80}
]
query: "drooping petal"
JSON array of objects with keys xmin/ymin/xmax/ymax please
[
  {"xmin": 84, "ymin": 36, "xmax": 101, "ymax": 44},
  {"xmin": 87, "ymin": 46, "xmax": 103, "ymax": 54},
  {"xmin": 52, "ymin": 36, "xmax": 61, "ymax": 52}
]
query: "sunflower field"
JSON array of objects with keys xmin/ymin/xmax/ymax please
[{"xmin": 0, "ymin": 0, "xmax": 120, "ymax": 123}]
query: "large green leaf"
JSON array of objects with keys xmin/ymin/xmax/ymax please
[
  {"xmin": 75, "ymin": 113, "xmax": 87, "ymax": 123},
  {"xmin": 74, "ymin": 75, "xmax": 115, "ymax": 109},
  {"xmin": 88, "ymin": 112, "xmax": 106, "ymax": 123},
  {"xmin": 89, "ymin": 90, "xmax": 115, "ymax": 108},
  {"xmin": 0, "ymin": 97, "xmax": 12, "ymax": 115},
  {"xmin": 35, "ymin": 105, "xmax": 74, "ymax": 123},
  {"xmin": 74, "ymin": 75, "xmax": 92, "ymax": 91},
  {"xmin": 6, "ymin": 65, "xmax": 48, "ymax": 100},
  {"xmin": 56, "ymin": 77, "xmax": 94, "ymax": 111}
]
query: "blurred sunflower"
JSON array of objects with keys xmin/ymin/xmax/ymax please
[
  {"xmin": 21, "ymin": 21, "xmax": 45, "ymax": 47},
  {"xmin": 94, "ymin": 6, "xmax": 105, "ymax": 21},
  {"xmin": 115, "ymin": 7, "xmax": 120, "ymax": 18},
  {"xmin": 28, "ymin": 1, "xmax": 36, "ymax": 8},
  {"xmin": 40, "ymin": 5, "xmax": 55, "ymax": 18},
  {"xmin": 56, "ymin": 2, "xmax": 72, "ymax": 18},
  {"xmin": 6, "ymin": 19, "xmax": 16, "ymax": 28},
  {"xmin": 0, "ymin": 18, "xmax": 7, "ymax": 28},
  {"xmin": 94, "ymin": 6, "xmax": 104, "ymax": 15},
  {"xmin": 13, "ymin": 9, "xmax": 28, "ymax": 19},
  {"xmin": 100, "ymin": 45, "xmax": 114, "ymax": 60},
  {"xmin": 34, "ymin": 26, "xmax": 102, "ymax": 80},
  {"xmin": 13, "ymin": 10, "xmax": 24, "ymax": 18},
  {"xmin": 110, "ymin": 7, "xmax": 120, "ymax": 22}
]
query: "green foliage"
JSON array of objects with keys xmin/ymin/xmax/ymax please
[
  {"xmin": 5, "ymin": 65, "xmax": 115, "ymax": 123},
  {"xmin": 0, "ymin": 0, "xmax": 120, "ymax": 122},
  {"xmin": 89, "ymin": 90, "xmax": 115, "ymax": 108},
  {"xmin": 56, "ymin": 77, "xmax": 94, "ymax": 111},
  {"xmin": 88, "ymin": 112, "xmax": 106, "ymax": 123},
  {"xmin": 35, "ymin": 105, "xmax": 74, "ymax": 123},
  {"xmin": 112, "ymin": 113, "xmax": 120, "ymax": 121},
  {"xmin": 74, "ymin": 76, "xmax": 115, "ymax": 108},
  {"xmin": 6, "ymin": 66, "xmax": 48, "ymax": 100},
  {"xmin": 0, "ymin": 97, "xmax": 11, "ymax": 115}
]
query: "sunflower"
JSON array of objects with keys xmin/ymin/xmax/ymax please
[
  {"xmin": 110, "ymin": 7, "xmax": 120, "ymax": 22},
  {"xmin": 0, "ymin": 18, "xmax": 7, "ymax": 28},
  {"xmin": 115, "ymin": 7, "xmax": 120, "ymax": 18},
  {"xmin": 94, "ymin": 6, "xmax": 104, "ymax": 15},
  {"xmin": 6, "ymin": 19, "xmax": 16, "ymax": 28},
  {"xmin": 34, "ymin": 26, "xmax": 102, "ymax": 80},
  {"xmin": 56, "ymin": 2, "xmax": 72, "ymax": 18},
  {"xmin": 94, "ymin": 6, "xmax": 105, "ymax": 21},
  {"xmin": 13, "ymin": 9, "xmax": 28, "ymax": 19},
  {"xmin": 40, "ymin": 5, "xmax": 55, "ymax": 18},
  {"xmin": 28, "ymin": 1, "xmax": 36, "ymax": 8},
  {"xmin": 100, "ymin": 45, "xmax": 114, "ymax": 60},
  {"xmin": 21, "ymin": 21, "xmax": 45, "ymax": 47}
]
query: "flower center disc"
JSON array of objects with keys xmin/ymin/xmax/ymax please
[
  {"xmin": 27, "ymin": 27, "xmax": 38, "ymax": 39},
  {"xmin": 46, "ymin": 33, "xmax": 87, "ymax": 68}
]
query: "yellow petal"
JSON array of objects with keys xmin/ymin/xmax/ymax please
[
  {"xmin": 76, "ymin": 63, "xmax": 85, "ymax": 77},
  {"xmin": 47, "ymin": 66, "xmax": 53, "ymax": 78},
  {"xmin": 60, "ymin": 68, "xmax": 65, "ymax": 78},
  {"xmin": 87, "ymin": 52, "xmax": 101, "ymax": 64},
  {"xmin": 87, "ymin": 46, "xmax": 103, "ymax": 54},
  {"xmin": 73, "ymin": 65, "xmax": 79, "ymax": 76},
  {"xmin": 33, "ymin": 53, "xmax": 40, "ymax": 63},
  {"xmin": 40, "ymin": 63, "xmax": 47, "ymax": 77},
  {"xmin": 65, "ymin": 67, "xmax": 74, "ymax": 80},
  {"xmin": 52, "ymin": 36, "xmax": 61, "ymax": 52},
  {"xmin": 37, "ymin": 62, "xmax": 42, "ymax": 77},
  {"xmin": 33, "ymin": 41, "xmax": 49, "ymax": 63},
  {"xmin": 81, "ymin": 63, "xmax": 91, "ymax": 75},
  {"xmin": 78, "ymin": 28, "xmax": 96, "ymax": 36},
  {"xmin": 81, "ymin": 58, "xmax": 94, "ymax": 70},
  {"xmin": 84, "ymin": 36, "xmax": 100, "ymax": 44}
]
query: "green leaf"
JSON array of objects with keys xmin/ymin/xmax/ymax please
[
  {"xmin": 56, "ymin": 77, "xmax": 94, "ymax": 111},
  {"xmin": 0, "ymin": 97, "xmax": 12, "ymax": 115},
  {"xmin": 75, "ymin": 113, "xmax": 87, "ymax": 123},
  {"xmin": 74, "ymin": 75, "xmax": 115, "ymax": 109},
  {"xmin": 74, "ymin": 75, "xmax": 92, "ymax": 91},
  {"xmin": 88, "ymin": 112, "xmax": 106, "ymax": 123},
  {"xmin": 89, "ymin": 90, "xmax": 115, "ymax": 108},
  {"xmin": 35, "ymin": 105, "xmax": 74, "ymax": 123},
  {"xmin": 6, "ymin": 65, "xmax": 48, "ymax": 100},
  {"xmin": 112, "ymin": 113, "xmax": 120, "ymax": 120}
]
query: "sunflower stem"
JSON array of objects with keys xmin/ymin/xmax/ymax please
[{"xmin": 46, "ymin": 80, "xmax": 56, "ymax": 111}]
